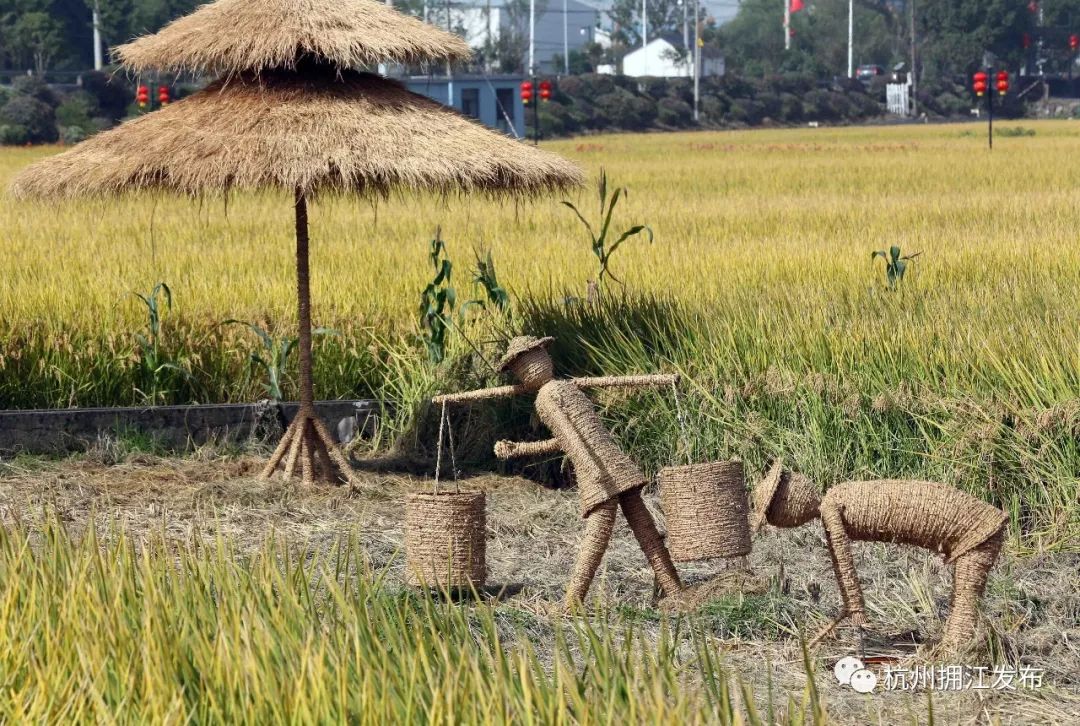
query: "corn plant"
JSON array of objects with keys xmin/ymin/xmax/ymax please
[
  {"xmin": 871, "ymin": 246, "xmax": 921, "ymax": 290},
  {"xmin": 223, "ymin": 320, "xmax": 337, "ymax": 401},
  {"xmin": 131, "ymin": 282, "xmax": 191, "ymax": 405},
  {"xmin": 419, "ymin": 228, "xmax": 456, "ymax": 363},
  {"xmin": 461, "ymin": 247, "xmax": 511, "ymax": 319},
  {"xmin": 562, "ymin": 168, "xmax": 653, "ymax": 288}
]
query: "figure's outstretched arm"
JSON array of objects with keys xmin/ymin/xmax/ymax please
[
  {"xmin": 494, "ymin": 439, "xmax": 561, "ymax": 460},
  {"xmin": 432, "ymin": 384, "xmax": 530, "ymax": 405},
  {"xmin": 820, "ymin": 499, "xmax": 867, "ymax": 626},
  {"xmin": 572, "ymin": 374, "xmax": 679, "ymax": 391}
]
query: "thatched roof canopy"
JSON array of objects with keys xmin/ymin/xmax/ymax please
[
  {"xmin": 115, "ymin": 0, "xmax": 472, "ymax": 75},
  {"xmin": 10, "ymin": 70, "xmax": 583, "ymax": 200}
]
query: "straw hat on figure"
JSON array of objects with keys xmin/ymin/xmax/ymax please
[
  {"xmin": 434, "ymin": 336, "xmax": 683, "ymax": 607},
  {"xmin": 752, "ymin": 462, "xmax": 1007, "ymax": 654}
]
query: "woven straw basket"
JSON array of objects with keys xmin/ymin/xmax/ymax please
[
  {"xmin": 659, "ymin": 460, "xmax": 752, "ymax": 562},
  {"xmin": 405, "ymin": 491, "xmax": 486, "ymax": 589}
]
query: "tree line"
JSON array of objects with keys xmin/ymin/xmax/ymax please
[
  {"xmin": 0, "ymin": 0, "xmax": 199, "ymax": 73},
  {"xmin": 5, "ymin": 0, "xmax": 1080, "ymax": 82}
]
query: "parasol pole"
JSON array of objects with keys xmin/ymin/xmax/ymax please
[
  {"xmin": 295, "ymin": 188, "xmax": 314, "ymax": 412},
  {"xmin": 260, "ymin": 188, "xmax": 357, "ymax": 487}
]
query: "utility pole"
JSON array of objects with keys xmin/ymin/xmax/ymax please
[
  {"xmin": 563, "ymin": 0, "xmax": 569, "ymax": 74},
  {"xmin": 784, "ymin": 0, "xmax": 791, "ymax": 51},
  {"xmin": 682, "ymin": 0, "xmax": 689, "ymax": 51},
  {"xmin": 847, "ymin": 0, "xmax": 854, "ymax": 77},
  {"xmin": 642, "ymin": 0, "xmax": 648, "ymax": 75},
  {"xmin": 693, "ymin": 0, "xmax": 700, "ymax": 121},
  {"xmin": 529, "ymin": 0, "xmax": 536, "ymax": 76},
  {"xmin": 529, "ymin": 0, "xmax": 537, "ymax": 145},
  {"xmin": 909, "ymin": 0, "xmax": 917, "ymax": 116},
  {"xmin": 92, "ymin": 1, "xmax": 103, "ymax": 71},
  {"xmin": 379, "ymin": 0, "xmax": 392, "ymax": 76},
  {"xmin": 446, "ymin": 0, "xmax": 453, "ymax": 109}
]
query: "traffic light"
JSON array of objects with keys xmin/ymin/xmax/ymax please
[
  {"xmin": 539, "ymin": 80, "xmax": 552, "ymax": 103},
  {"xmin": 995, "ymin": 70, "xmax": 1009, "ymax": 96},
  {"xmin": 136, "ymin": 84, "xmax": 150, "ymax": 109},
  {"xmin": 158, "ymin": 85, "xmax": 171, "ymax": 106},
  {"xmin": 972, "ymin": 71, "xmax": 988, "ymax": 97},
  {"xmin": 520, "ymin": 80, "xmax": 533, "ymax": 106}
]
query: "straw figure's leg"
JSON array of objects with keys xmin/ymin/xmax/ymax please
[
  {"xmin": 565, "ymin": 500, "xmax": 618, "ymax": 608},
  {"xmin": 939, "ymin": 529, "xmax": 1002, "ymax": 653},
  {"xmin": 819, "ymin": 500, "xmax": 867, "ymax": 633},
  {"xmin": 618, "ymin": 489, "xmax": 682, "ymax": 597},
  {"xmin": 259, "ymin": 190, "xmax": 357, "ymax": 488}
]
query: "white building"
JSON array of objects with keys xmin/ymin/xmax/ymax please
[{"xmin": 621, "ymin": 36, "xmax": 724, "ymax": 78}]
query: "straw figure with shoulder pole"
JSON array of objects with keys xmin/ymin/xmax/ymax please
[
  {"xmin": 433, "ymin": 336, "xmax": 684, "ymax": 607},
  {"xmin": 10, "ymin": 0, "xmax": 582, "ymax": 487},
  {"xmin": 751, "ymin": 461, "xmax": 1008, "ymax": 654}
]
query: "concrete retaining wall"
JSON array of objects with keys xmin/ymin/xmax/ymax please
[{"xmin": 0, "ymin": 400, "xmax": 382, "ymax": 455}]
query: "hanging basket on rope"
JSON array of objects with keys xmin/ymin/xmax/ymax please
[
  {"xmin": 405, "ymin": 402, "xmax": 487, "ymax": 590},
  {"xmin": 405, "ymin": 490, "xmax": 486, "ymax": 589},
  {"xmin": 659, "ymin": 460, "xmax": 752, "ymax": 562},
  {"xmin": 657, "ymin": 383, "xmax": 752, "ymax": 562}
]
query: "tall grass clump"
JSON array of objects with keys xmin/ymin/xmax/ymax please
[{"xmin": 0, "ymin": 519, "xmax": 829, "ymax": 724}]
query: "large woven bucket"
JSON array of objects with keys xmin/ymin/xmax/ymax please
[
  {"xmin": 659, "ymin": 460, "xmax": 752, "ymax": 562},
  {"xmin": 405, "ymin": 491, "xmax": 486, "ymax": 590}
]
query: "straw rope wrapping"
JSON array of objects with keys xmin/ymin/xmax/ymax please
[
  {"xmin": 114, "ymin": 0, "xmax": 472, "ymax": 75},
  {"xmin": 659, "ymin": 461, "xmax": 752, "ymax": 562},
  {"xmin": 939, "ymin": 528, "xmax": 1003, "ymax": 653},
  {"xmin": 479, "ymin": 341, "xmax": 683, "ymax": 603},
  {"xmin": 751, "ymin": 462, "xmax": 821, "ymax": 533},
  {"xmin": 820, "ymin": 480, "xmax": 1008, "ymax": 564},
  {"xmin": 565, "ymin": 500, "xmax": 618, "ymax": 607},
  {"xmin": 533, "ymin": 377, "xmax": 647, "ymax": 517},
  {"xmin": 10, "ymin": 70, "xmax": 584, "ymax": 201},
  {"xmin": 405, "ymin": 491, "xmax": 486, "ymax": 589},
  {"xmin": 813, "ymin": 479, "xmax": 1006, "ymax": 648}
]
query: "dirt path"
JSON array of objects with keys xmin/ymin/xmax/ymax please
[{"xmin": 1, "ymin": 453, "xmax": 1077, "ymax": 723}]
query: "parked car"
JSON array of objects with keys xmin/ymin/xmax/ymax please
[{"xmin": 856, "ymin": 64, "xmax": 885, "ymax": 82}]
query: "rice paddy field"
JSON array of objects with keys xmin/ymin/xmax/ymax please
[{"xmin": 2, "ymin": 121, "xmax": 1080, "ymax": 722}]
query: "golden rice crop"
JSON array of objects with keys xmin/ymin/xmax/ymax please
[
  {"xmin": 2, "ymin": 122, "xmax": 1079, "ymax": 543},
  {"xmin": 3, "ymin": 121, "xmax": 1079, "ymax": 356}
]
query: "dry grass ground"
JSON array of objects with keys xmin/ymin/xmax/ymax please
[{"xmin": 1, "ymin": 451, "xmax": 1076, "ymax": 724}]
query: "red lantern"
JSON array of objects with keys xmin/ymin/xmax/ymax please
[
  {"xmin": 158, "ymin": 85, "xmax": 171, "ymax": 105},
  {"xmin": 996, "ymin": 70, "xmax": 1009, "ymax": 95},
  {"xmin": 539, "ymin": 80, "xmax": 552, "ymax": 102},
  {"xmin": 1022, "ymin": 33, "xmax": 1031, "ymax": 49},
  {"xmin": 1070, "ymin": 34, "xmax": 1079, "ymax": 52},
  {"xmin": 973, "ymin": 71, "xmax": 988, "ymax": 97},
  {"xmin": 520, "ymin": 80, "xmax": 533, "ymax": 105},
  {"xmin": 136, "ymin": 84, "xmax": 150, "ymax": 109}
]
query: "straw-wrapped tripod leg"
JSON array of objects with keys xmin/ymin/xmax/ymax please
[
  {"xmin": 618, "ymin": 489, "xmax": 682, "ymax": 597},
  {"xmin": 565, "ymin": 500, "xmax": 618, "ymax": 608},
  {"xmin": 258, "ymin": 189, "xmax": 357, "ymax": 488},
  {"xmin": 260, "ymin": 408, "xmax": 357, "ymax": 486},
  {"xmin": 939, "ymin": 529, "xmax": 1002, "ymax": 653}
]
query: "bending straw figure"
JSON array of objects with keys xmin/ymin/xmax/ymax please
[
  {"xmin": 752, "ymin": 462, "xmax": 1007, "ymax": 653},
  {"xmin": 433, "ymin": 336, "xmax": 683, "ymax": 607}
]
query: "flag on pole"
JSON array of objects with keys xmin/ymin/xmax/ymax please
[{"xmin": 791, "ymin": 0, "xmax": 804, "ymax": 12}]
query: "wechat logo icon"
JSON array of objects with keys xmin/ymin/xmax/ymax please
[{"xmin": 834, "ymin": 656, "xmax": 878, "ymax": 693}]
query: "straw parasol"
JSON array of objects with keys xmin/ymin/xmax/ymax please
[{"xmin": 11, "ymin": 0, "xmax": 583, "ymax": 487}]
